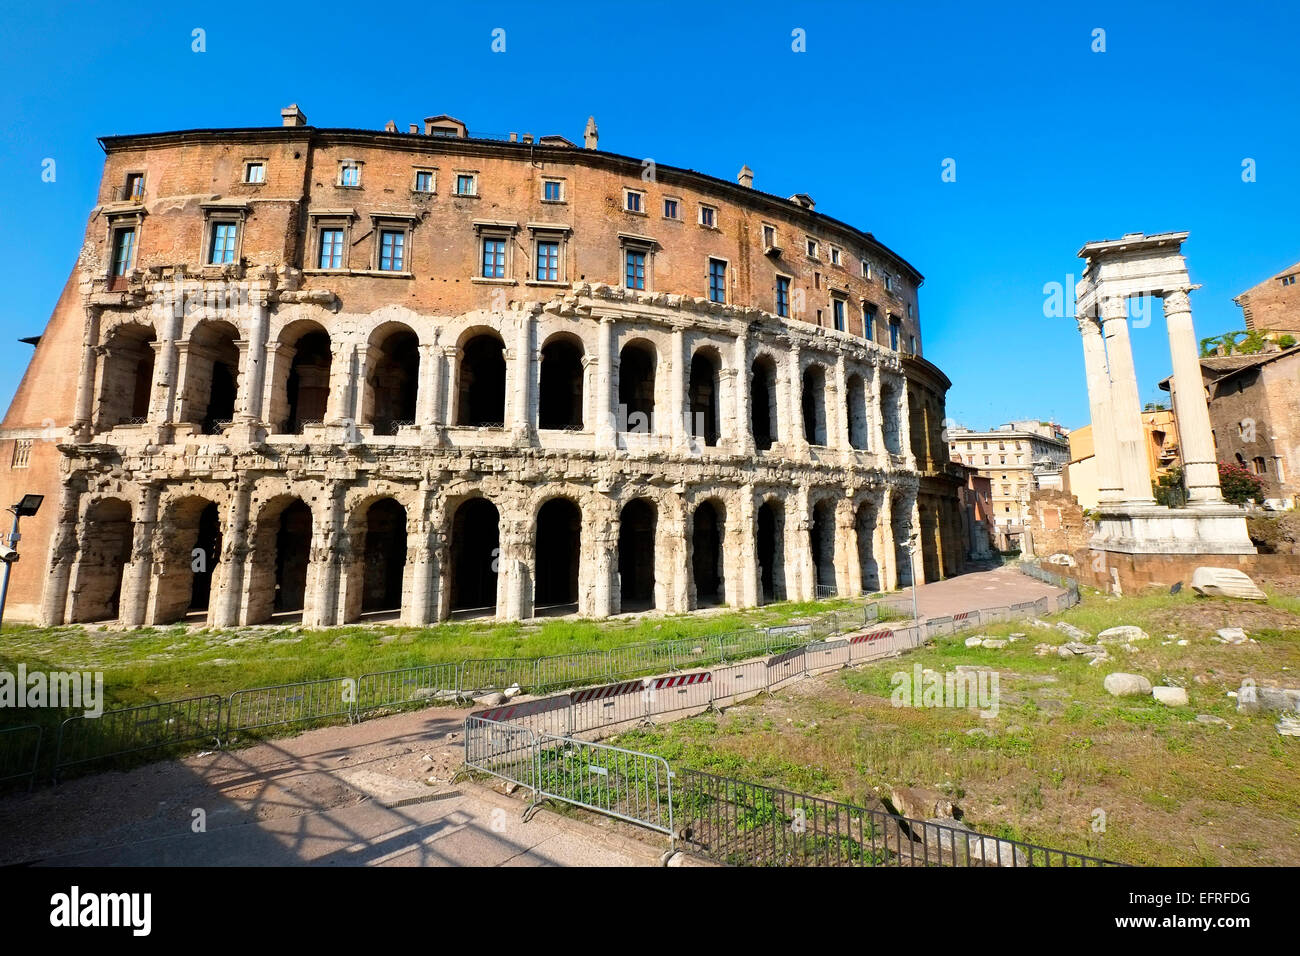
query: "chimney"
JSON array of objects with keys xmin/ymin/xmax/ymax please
[
  {"xmin": 281, "ymin": 104, "xmax": 307, "ymax": 127},
  {"xmin": 737, "ymin": 164, "xmax": 754, "ymax": 188},
  {"xmin": 584, "ymin": 116, "xmax": 598, "ymax": 150},
  {"xmin": 408, "ymin": 124, "xmax": 419, "ymax": 134},
  {"xmin": 521, "ymin": 133, "xmax": 534, "ymax": 144},
  {"xmin": 384, "ymin": 120, "xmax": 397, "ymax": 133},
  {"xmin": 509, "ymin": 132, "xmax": 518, "ymax": 142}
]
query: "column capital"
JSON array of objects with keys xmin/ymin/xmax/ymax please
[
  {"xmin": 1098, "ymin": 294, "xmax": 1128, "ymax": 322},
  {"xmin": 1161, "ymin": 287, "xmax": 1196, "ymax": 314}
]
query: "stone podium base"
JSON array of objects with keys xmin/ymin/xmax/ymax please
[{"xmin": 1090, "ymin": 502, "xmax": 1257, "ymax": 555}]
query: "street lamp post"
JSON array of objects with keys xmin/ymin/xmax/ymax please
[
  {"xmin": 907, "ymin": 532, "xmax": 920, "ymax": 624},
  {"xmin": 0, "ymin": 494, "xmax": 44, "ymax": 632}
]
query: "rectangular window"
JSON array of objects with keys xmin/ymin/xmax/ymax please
[
  {"xmin": 209, "ymin": 222, "xmax": 238, "ymax": 264},
  {"xmin": 319, "ymin": 228, "xmax": 344, "ymax": 269},
  {"xmin": 414, "ymin": 170, "xmax": 434, "ymax": 193},
  {"xmin": 763, "ymin": 225, "xmax": 776, "ymax": 249},
  {"xmin": 861, "ymin": 258, "xmax": 871, "ymax": 279},
  {"xmin": 830, "ymin": 246, "xmax": 842, "ymax": 266},
  {"xmin": 708, "ymin": 258, "xmax": 727, "ymax": 303},
  {"xmin": 806, "ymin": 238, "xmax": 819, "ymax": 259},
  {"xmin": 456, "ymin": 173, "xmax": 476, "ymax": 196},
  {"xmin": 124, "ymin": 173, "xmax": 144, "ymax": 200},
  {"xmin": 482, "ymin": 238, "xmax": 507, "ymax": 278},
  {"xmin": 889, "ymin": 320, "xmax": 900, "ymax": 350},
  {"xmin": 863, "ymin": 303, "xmax": 876, "ymax": 340},
  {"xmin": 699, "ymin": 205, "xmax": 716, "ymax": 228},
  {"xmin": 379, "ymin": 229, "xmax": 405, "ymax": 271},
  {"xmin": 340, "ymin": 164, "xmax": 360, "ymax": 187},
  {"xmin": 543, "ymin": 179, "xmax": 563, "ymax": 201},
  {"xmin": 776, "ymin": 276, "xmax": 790, "ymax": 317},
  {"xmin": 244, "ymin": 161, "xmax": 265, "ymax": 184},
  {"xmin": 625, "ymin": 250, "xmax": 646, "ymax": 290},
  {"xmin": 11, "ymin": 438, "xmax": 32, "ymax": 469},
  {"xmin": 909, "ymin": 333, "xmax": 916, "ymax": 353},
  {"xmin": 832, "ymin": 298, "xmax": 846, "ymax": 331},
  {"xmin": 663, "ymin": 198, "xmax": 678, "ymax": 219},
  {"xmin": 111, "ymin": 227, "xmax": 136, "ymax": 276},
  {"xmin": 884, "ymin": 274, "xmax": 895, "ymax": 293},
  {"xmin": 625, "ymin": 190, "xmax": 644, "ymax": 213},
  {"xmin": 536, "ymin": 240, "xmax": 560, "ymax": 281}
]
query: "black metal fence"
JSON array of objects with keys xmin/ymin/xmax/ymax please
[
  {"xmin": 0, "ymin": 724, "xmax": 43, "ymax": 789},
  {"xmin": 676, "ymin": 770, "xmax": 1121, "ymax": 867}
]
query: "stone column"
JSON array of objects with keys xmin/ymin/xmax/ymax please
[
  {"xmin": 734, "ymin": 330, "xmax": 753, "ymax": 454},
  {"xmin": 595, "ymin": 316, "xmax": 616, "ymax": 448},
  {"xmin": 1099, "ymin": 296, "xmax": 1155, "ymax": 503},
  {"xmin": 790, "ymin": 484, "xmax": 814, "ymax": 602},
  {"xmin": 407, "ymin": 481, "xmax": 436, "ymax": 625},
  {"xmin": 787, "ymin": 343, "xmax": 806, "ymax": 450},
  {"xmin": 237, "ymin": 296, "xmax": 270, "ymax": 422},
  {"xmin": 837, "ymin": 497, "xmax": 858, "ymax": 597},
  {"xmin": 910, "ymin": 496, "xmax": 927, "ymax": 586},
  {"xmin": 1163, "ymin": 288, "xmax": 1225, "ymax": 504},
  {"xmin": 350, "ymin": 344, "xmax": 381, "ymax": 427},
  {"xmin": 305, "ymin": 484, "xmax": 347, "ymax": 627},
  {"xmin": 262, "ymin": 343, "xmax": 295, "ymax": 432},
  {"xmin": 147, "ymin": 295, "xmax": 184, "ymax": 428},
  {"xmin": 670, "ymin": 326, "xmax": 687, "ymax": 449},
  {"xmin": 325, "ymin": 342, "xmax": 356, "ymax": 427},
  {"xmin": 441, "ymin": 345, "xmax": 459, "ymax": 428},
  {"xmin": 121, "ymin": 483, "xmax": 160, "ymax": 627},
  {"xmin": 40, "ymin": 483, "xmax": 82, "ymax": 625},
  {"xmin": 1077, "ymin": 313, "xmax": 1123, "ymax": 503},
  {"xmin": 832, "ymin": 354, "xmax": 848, "ymax": 448},
  {"xmin": 72, "ymin": 306, "xmax": 102, "ymax": 441},
  {"xmin": 898, "ymin": 381, "xmax": 915, "ymax": 466},
  {"xmin": 511, "ymin": 312, "xmax": 534, "ymax": 441},
  {"xmin": 499, "ymin": 510, "xmax": 533, "ymax": 620},
  {"xmin": 418, "ymin": 332, "xmax": 442, "ymax": 442},
  {"xmin": 588, "ymin": 492, "xmax": 617, "ymax": 617},
  {"xmin": 737, "ymin": 484, "xmax": 759, "ymax": 608},
  {"xmin": 664, "ymin": 492, "xmax": 690, "ymax": 612},
  {"xmin": 212, "ymin": 480, "xmax": 251, "ymax": 628},
  {"xmin": 869, "ymin": 369, "xmax": 886, "ymax": 457}
]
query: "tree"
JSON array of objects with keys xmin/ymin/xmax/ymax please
[{"xmin": 1218, "ymin": 460, "xmax": 1264, "ymax": 505}]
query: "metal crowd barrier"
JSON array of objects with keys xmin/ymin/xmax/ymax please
[
  {"xmin": 225, "ymin": 678, "xmax": 352, "ymax": 735},
  {"xmin": 356, "ymin": 663, "xmax": 460, "ymax": 715},
  {"xmin": 53, "ymin": 695, "xmax": 223, "ymax": 779},
  {"xmin": 533, "ymin": 735, "xmax": 675, "ymax": 837},
  {"xmin": 676, "ymin": 769, "xmax": 1121, "ymax": 867},
  {"xmin": 0, "ymin": 724, "xmax": 43, "ymax": 789}
]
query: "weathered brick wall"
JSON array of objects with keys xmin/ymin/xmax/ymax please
[{"xmin": 1027, "ymin": 488, "xmax": 1090, "ymax": 557}]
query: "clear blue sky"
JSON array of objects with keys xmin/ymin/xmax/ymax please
[{"xmin": 1, "ymin": 0, "xmax": 1296, "ymax": 430}]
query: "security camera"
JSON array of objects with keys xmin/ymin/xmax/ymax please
[{"xmin": 0, "ymin": 545, "xmax": 18, "ymax": 564}]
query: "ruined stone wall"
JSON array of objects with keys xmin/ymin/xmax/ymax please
[{"xmin": 1027, "ymin": 488, "xmax": 1091, "ymax": 558}]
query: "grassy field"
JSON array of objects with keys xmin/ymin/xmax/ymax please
[
  {"xmin": 609, "ymin": 587, "xmax": 1300, "ymax": 866},
  {"xmin": 0, "ymin": 595, "xmax": 861, "ymax": 729}
]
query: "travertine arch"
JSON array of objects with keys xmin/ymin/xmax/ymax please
[
  {"xmin": 244, "ymin": 492, "xmax": 318, "ymax": 624},
  {"xmin": 68, "ymin": 495, "xmax": 135, "ymax": 624},
  {"xmin": 148, "ymin": 492, "xmax": 226, "ymax": 625}
]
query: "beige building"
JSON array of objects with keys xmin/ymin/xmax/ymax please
[
  {"xmin": 1065, "ymin": 408, "xmax": 1180, "ymax": 509},
  {"xmin": 946, "ymin": 421, "xmax": 1070, "ymax": 548},
  {"xmin": 0, "ymin": 105, "xmax": 964, "ymax": 627}
]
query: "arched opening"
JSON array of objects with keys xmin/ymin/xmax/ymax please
[
  {"xmin": 153, "ymin": 497, "xmax": 224, "ymax": 623},
  {"xmin": 191, "ymin": 501, "xmax": 223, "ymax": 613},
  {"xmin": 908, "ymin": 389, "xmax": 927, "ymax": 466},
  {"xmin": 285, "ymin": 329, "xmax": 332, "ymax": 434},
  {"xmin": 751, "ymin": 355, "xmax": 778, "ymax": 450},
  {"xmin": 618, "ymin": 498, "xmax": 656, "ymax": 611},
  {"xmin": 618, "ymin": 341, "xmax": 656, "ymax": 433},
  {"xmin": 881, "ymin": 380, "xmax": 903, "ymax": 455},
  {"xmin": 688, "ymin": 349, "xmax": 721, "ymax": 446},
  {"xmin": 96, "ymin": 323, "xmax": 156, "ymax": 430},
  {"xmin": 535, "ymin": 497, "xmax": 581, "ymax": 612},
  {"xmin": 70, "ymin": 498, "xmax": 134, "ymax": 623},
  {"xmin": 449, "ymin": 497, "xmax": 500, "ymax": 617},
  {"xmin": 802, "ymin": 364, "xmax": 827, "ymax": 446},
  {"xmin": 855, "ymin": 501, "xmax": 880, "ymax": 593},
  {"xmin": 810, "ymin": 499, "xmax": 837, "ymax": 596},
  {"xmin": 245, "ymin": 497, "xmax": 313, "ymax": 624},
  {"xmin": 756, "ymin": 499, "xmax": 785, "ymax": 603},
  {"xmin": 538, "ymin": 335, "xmax": 584, "ymax": 430},
  {"xmin": 184, "ymin": 321, "xmax": 240, "ymax": 434},
  {"xmin": 366, "ymin": 326, "xmax": 420, "ymax": 436},
  {"xmin": 691, "ymin": 500, "xmax": 725, "ymax": 608},
  {"xmin": 847, "ymin": 374, "xmax": 869, "ymax": 450},
  {"xmin": 919, "ymin": 503, "xmax": 941, "ymax": 583},
  {"xmin": 457, "ymin": 333, "xmax": 507, "ymax": 426},
  {"xmin": 353, "ymin": 498, "xmax": 407, "ymax": 618}
]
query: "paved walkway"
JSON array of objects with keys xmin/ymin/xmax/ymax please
[{"xmin": 0, "ymin": 567, "xmax": 1059, "ymax": 867}]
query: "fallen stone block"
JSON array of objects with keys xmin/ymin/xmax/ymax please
[
  {"xmin": 1213, "ymin": 627, "xmax": 1248, "ymax": 645},
  {"xmin": 1098, "ymin": 625, "xmax": 1150, "ymax": 644},
  {"xmin": 913, "ymin": 816, "xmax": 1028, "ymax": 867},
  {"xmin": 1152, "ymin": 686, "xmax": 1189, "ymax": 707},
  {"xmin": 1191, "ymin": 567, "xmax": 1267, "ymax": 601},
  {"xmin": 891, "ymin": 786, "xmax": 956, "ymax": 820},
  {"xmin": 1277, "ymin": 715, "xmax": 1300, "ymax": 737},
  {"xmin": 981, "ymin": 639, "xmax": 1008, "ymax": 649},
  {"xmin": 964, "ymin": 636, "xmax": 985, "ymax": 647},
  {"xmin": 1104, "ymin": 673, "xmax": 1152, "ymax": 697}
]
